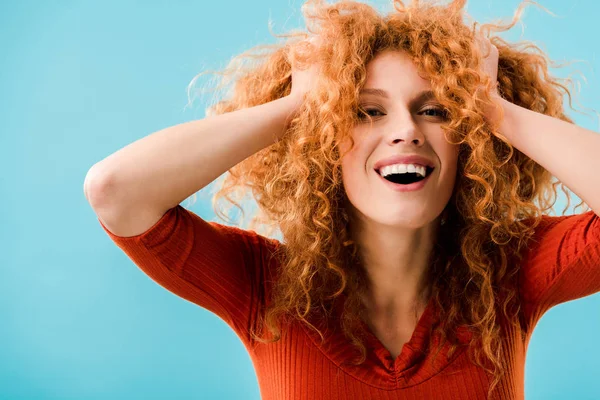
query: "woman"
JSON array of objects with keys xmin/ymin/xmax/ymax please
[{"xmin": 85, "ymin": 0, "xmax": 600, "ymax": 398}]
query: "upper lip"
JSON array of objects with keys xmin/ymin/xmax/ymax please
[{"xmin": 373, "ymin": 154, "xmax": 435, "ymax": 172}]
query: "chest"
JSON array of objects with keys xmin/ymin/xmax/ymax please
[
  {"xmin": 250, "ymin": 306, "xmax": 518, "ymax": 398},
  {"xmin": 366, "ymin": 318, "xmax": 418, "ymax": 360}
]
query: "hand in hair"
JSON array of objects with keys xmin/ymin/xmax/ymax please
[
  {"xmin": 475, "ymin": 32, "xmax": 499, "ymax": 95},
  {"xmin": 288, "ymin": 35, "xmax": 325, "ymax": 102},
  {"xmin": 474, "ymin": 32, "xmax": 501, "ymax": 125}
]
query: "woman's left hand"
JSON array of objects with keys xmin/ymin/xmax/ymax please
[
  {"xmin": 475, "ymin": 33, "xmax": 499, "ymax": 95},
  {"xmin": 475, "ymin": 32, "xmax": 502, "ymax": 124}
]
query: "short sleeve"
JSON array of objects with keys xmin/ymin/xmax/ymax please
[
  {"xmin": 519, "ymin": 209, "xmax": 600, "ymax": 332},
  {"xmin": 97, "ymin": 204, "xmax": 283, "ymax": 346}
]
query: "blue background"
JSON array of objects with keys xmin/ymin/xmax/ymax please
[{"xmin": 1, "ymin": 0, "xmax": 598, "ymax": 399}]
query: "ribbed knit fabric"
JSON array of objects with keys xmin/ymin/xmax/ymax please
[{"xmin": 98, "ymin": 205, "xmax": 600, "ymax": 400}]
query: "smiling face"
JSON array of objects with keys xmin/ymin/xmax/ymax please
[{"xmin": 340, "ymin": 49, "xmax": 460, "ymax": 230}]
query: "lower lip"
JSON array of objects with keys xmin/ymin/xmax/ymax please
[{"xmin": 375, "ymin": 168, "xmax": 434, "ymax": 192}]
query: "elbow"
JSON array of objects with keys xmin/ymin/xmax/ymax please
[{"xmin": 84, "ymin": 165, "xmax": 113, "ymax": 208}]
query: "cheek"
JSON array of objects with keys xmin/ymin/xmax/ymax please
[
  {"xmin": 442, "ymin": 146, "xmax": 460, "ymax": 192},
  {"xmin": 338, "ymin": 131, "xmax": 361, "ymax": 157},
  {"xmin": 437, "ymin": 138, "xmax": 460, "ymax": 169},
  {"xmin": 339, "ymin": 135, "xmax": 365, "ymax": 177},
  {"xmin": 341, "ymin": 150, "xmax": 370, "ymax": 197},
  {"xmin": 341, "ymin": 156, "xmax": 361, "ymax": 189}
]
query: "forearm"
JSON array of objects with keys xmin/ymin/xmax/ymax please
[
  {"xmin": 495, "ymin": 95, "xmax": 600, "ymax": 216},
  {"xmin": 85, "ymin": 94, "xmax": 302, "ymax": 214}
]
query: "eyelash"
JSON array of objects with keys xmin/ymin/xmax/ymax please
[{"xmin": 358, "ymin": 107, "xmax": 448, "ymax": 120}]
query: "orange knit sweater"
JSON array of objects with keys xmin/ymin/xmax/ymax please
[{"xmin": 98, "ymin": 205, "xmax": 600, "ymax": 399}]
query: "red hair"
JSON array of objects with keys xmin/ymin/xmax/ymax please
[{"xmin": 186, "ymin": 1, "xmax": 589, "ymax": 398}]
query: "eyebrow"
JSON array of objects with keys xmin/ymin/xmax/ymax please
[{"xmin": 359, "ymin": 88, "xmax": 437, "ymax": 106}]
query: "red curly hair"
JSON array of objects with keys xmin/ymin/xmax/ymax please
[{"xmin": 185, "ymin": 0, "xmax": 589, "ymax": 398}]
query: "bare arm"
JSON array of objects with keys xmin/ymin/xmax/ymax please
[{"xmin": 84, "ymin": 94, "xmax": 303, "ymax": 237}]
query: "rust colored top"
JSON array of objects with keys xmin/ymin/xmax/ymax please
[{"xmin": 99, "ymin": 205, "xmax": 600, "ymax": 399}]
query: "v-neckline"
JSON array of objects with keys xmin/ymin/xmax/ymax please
[
  {"xmin": 295, "ymin": 291, "xmax": 473, "ymax": 389},
  {"xmin": 359, "ymin": 294, "xmax": 435, "ymax": 371}
]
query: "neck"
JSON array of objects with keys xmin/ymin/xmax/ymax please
[{"xmin": 351, "ymin": 215, "xmax": 441, "ymax": 316}]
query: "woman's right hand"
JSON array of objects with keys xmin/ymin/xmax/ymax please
[{"xmin": 288, "ymin": 36, "xmax": 324, "ymax": 104}]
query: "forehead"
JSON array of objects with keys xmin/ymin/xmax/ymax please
[{"xmin": 360, "ymin": 50, "xmax": 432, "ymax": 98}]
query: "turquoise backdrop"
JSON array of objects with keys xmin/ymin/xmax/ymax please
[{"xmin": 1, "ymin": 0, "xmax": 598, "ymax": 399}]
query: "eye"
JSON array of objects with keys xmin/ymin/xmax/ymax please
[
  {"xmin": 357, "ymin": 108, "xmax": 384, "ymax": 120},
  {"xmin": 420, "ymin": 107, "xmax": 448, "ymax": 119}
]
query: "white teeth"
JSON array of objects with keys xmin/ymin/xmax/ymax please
[{"xmin": 379, "ymin": 163, "xmax": 428, "ymax": 178}]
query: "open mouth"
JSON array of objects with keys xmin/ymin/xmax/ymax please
[{"xmin": 375, "ymin": 166, "xmax": 435, "ymax": 185}]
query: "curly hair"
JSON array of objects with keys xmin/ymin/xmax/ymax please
[{"xmin": 185, "ymin": 0, "xmax": 590, "ymax": 398}]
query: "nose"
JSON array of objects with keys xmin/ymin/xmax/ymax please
[{"xmin": 386, "ymin": 118, "xmax": 425, "ymax": 147}]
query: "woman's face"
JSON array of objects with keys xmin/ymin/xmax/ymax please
[{"xmin": 340, "ymin": 49, "xmax": 459, "ymax": 229}]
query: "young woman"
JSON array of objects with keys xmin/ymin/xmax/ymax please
[{"xmin": 85, "ymin": 0, "xmax": 600, "ymax": 399}]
